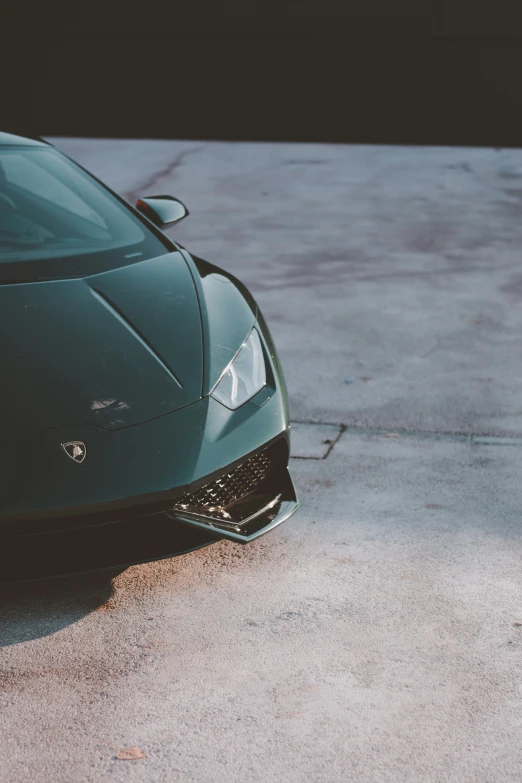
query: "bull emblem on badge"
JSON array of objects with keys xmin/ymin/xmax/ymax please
[{"xmin": 61, "ymin": 441, "xmax": 87, "ymax": 463}]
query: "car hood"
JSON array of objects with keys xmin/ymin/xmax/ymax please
[{"xmin": 0, "ymin": 251, "xmax": 205, "ymax": 442}]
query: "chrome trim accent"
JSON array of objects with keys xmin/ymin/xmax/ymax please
[
  {"xmin": 172, "ymin": 498, "xmax": 299, "ymax": 544},
  {"xmin": 174, "ymin": 493, "xmax": 283, "ymax": 530}
]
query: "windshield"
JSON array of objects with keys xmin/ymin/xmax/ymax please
[{"xmin": 0, "ymin": 145, "xmax": 168, "ymax": 282}]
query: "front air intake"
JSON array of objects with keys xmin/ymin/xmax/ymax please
[{"xmin": 174, "ymin": 439, "xmax": 287, "ymax": 522}]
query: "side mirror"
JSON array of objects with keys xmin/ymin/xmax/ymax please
[{"xmin": 135, "ymin": 195, "xmax": 189, "ymax": 228}]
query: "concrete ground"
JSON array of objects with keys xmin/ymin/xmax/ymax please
[{"xmin": 2, "ymin": 139, "xmax": 522, "ymax": 782}]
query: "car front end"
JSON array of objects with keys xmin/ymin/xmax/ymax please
[{"xmin": 0, "ymin": 132, "xmax": 298, "ymax": 581}]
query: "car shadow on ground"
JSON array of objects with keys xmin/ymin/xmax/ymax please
[
  {"xmin": 0, "ymin": 567, "xmax": 124, "ymax": 647},
  {"xmin": 0, "ymin": 514, "xmax": 218, "ymax": 647}
]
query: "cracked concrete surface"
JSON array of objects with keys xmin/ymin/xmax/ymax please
[
  {"xmin": 2, "ymin": 138, "xmax": 522, "ymax": 782},
  {"xmin": 122, "ymin": 146, "xmax": 205, "ymax": 204},
  {"xmin": 291, "ymin": 421, "xmax": 345, "ymax": 459}
]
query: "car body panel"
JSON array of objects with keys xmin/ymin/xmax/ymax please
[
  {"xmin": 0, "ymin": 359, "xmax": 289, "ymax": 520},
  {"xmin": 0, "ymin": 132, "xmax": 298, "ymax": 578},
  {"xmin": 0, "ymin": 252, "xmax": 205, "ymax": 441},
  {"xmin": 178, "ymin": 250, "xmax": 258, "ymax": 394},
  {"xmin": 0, "ymin": 132, "xmax": 47, "ymax": 148}
]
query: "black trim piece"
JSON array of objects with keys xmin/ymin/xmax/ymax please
[{"xmin": 0, "ymin": 513, "xmax": 219, "ymax": 584}]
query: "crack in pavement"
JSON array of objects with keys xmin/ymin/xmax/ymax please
[
  {"xmin": 123, "ymin": 146, "xmax": 204, "ymax": 204},
  {"xmin": 290, "ymin": 419, "xmax": 522, "ymax": 459},
  {"xmin": 291, "ymin": 423, "xmax": 346, "ymax": 460}
]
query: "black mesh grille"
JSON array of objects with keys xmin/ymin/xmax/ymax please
[{"xmin": 175, "ymin": 449, "xmax": 275, "ymax": 514}]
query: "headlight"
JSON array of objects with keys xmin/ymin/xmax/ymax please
[{"xmin": 211, "ymin": 328, "xmax": 266, "ymax": 409}]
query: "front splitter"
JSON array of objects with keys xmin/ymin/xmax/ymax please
[{"xmin": 0, "ymin": 514, "xmax": 220, "ymax": 584}]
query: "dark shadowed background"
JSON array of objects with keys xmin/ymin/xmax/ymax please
[{"xmin": 2, "ymin": 1, "xmax": 522, "ymax": 146}]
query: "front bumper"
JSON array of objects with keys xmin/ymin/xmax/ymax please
[{"xmin": 0, "ymin": 437, "xmax": 298, "ymax": 582}]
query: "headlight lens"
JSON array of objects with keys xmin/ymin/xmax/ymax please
[{"xmin": 211, "ymin": 328, "xmax": 266, "ymax": 409}]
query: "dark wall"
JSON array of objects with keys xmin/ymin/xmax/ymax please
[{"xmin": 3, "ymin": 1, "xmax": 522, "ymax": 146}]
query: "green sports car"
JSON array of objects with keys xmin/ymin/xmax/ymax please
[{"xmin": 0, "ymin": 131, "xmax": 298, "ymax": 581}]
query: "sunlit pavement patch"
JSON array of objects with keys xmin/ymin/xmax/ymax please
[{"xmin": 290, "ymin": 421, "xmax": 343, "ymax": 459}]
